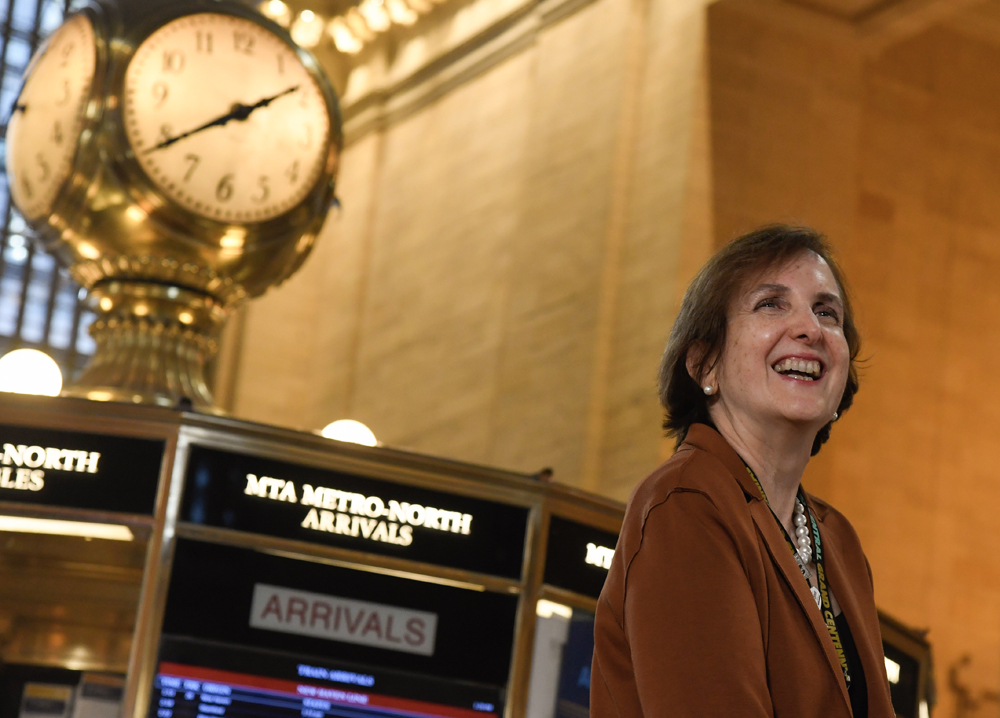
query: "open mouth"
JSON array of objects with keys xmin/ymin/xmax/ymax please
[{"xmin": 772, "ymin": 357, "xmax": 823, "ymax": 381}]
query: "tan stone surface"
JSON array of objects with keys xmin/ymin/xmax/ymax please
[{"xmin": 710, "ymin": 2, "xmax": 1000, "ymax": 712}]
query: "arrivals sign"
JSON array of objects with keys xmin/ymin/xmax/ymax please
[
  {"xmin": 543, "ymin": 515, "xmax": 619, "ymax": 598},
  {"xmin": 250, "ymin": 583, "xmax": 438, "ymax": 656},
  {"xmin": 0, "ymin": 424, "xmax": 164, "ymax": 514},
  {"xmin": 180, "ymin": 445, "xmax": 530, "ymax": 579}
]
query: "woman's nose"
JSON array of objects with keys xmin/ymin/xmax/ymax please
[{"xmin": 789, "ymin": 307, "xmax": 821, "ymax": 342}]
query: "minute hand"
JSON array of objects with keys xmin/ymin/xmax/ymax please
[{"xmin": 145, "ymin": 85, "xmax": 300, "ymax": 154}]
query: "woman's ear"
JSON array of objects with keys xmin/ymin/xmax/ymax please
[{"xmin": 686, "ymin": 341, "xmax": 717, "ymax": 392}]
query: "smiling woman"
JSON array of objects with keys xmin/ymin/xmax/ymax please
[{"xmin": 591, "ymin": 226, "xmax": 893, "ymax": 718}]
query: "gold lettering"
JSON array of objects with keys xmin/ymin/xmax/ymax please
[
  {"xmin": 2, "ymin": 444, "xmax": 24, "ymax": 466},
  {"xmin": 245, "ymin": 474, "xmax": 265, "ymax": 497},
  {"xmin": 318, "ymin": 510, "xmax": 336, "ymax": 532},
  {"xmin": 277, "ymin": 480, "xmax": 297, "ymax": 503},
  {"xmin": 301, "ymin": 484, "xmax": 322, "ymax": 507},
  {"xmin": 335, "ymin": 513, "xmax": 351, "ymax": 534},
  {"xmin": 301, "ymin": 508, "xmax": 320, "ymax": 529}
]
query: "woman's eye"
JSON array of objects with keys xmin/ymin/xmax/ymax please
[
  {"xmin": 816, "ymin": 307, "xmax": 840, "ymax": 323},
  {"xmin": 755, "ymin": 298, "xmax": 780, "ymax": 310}
]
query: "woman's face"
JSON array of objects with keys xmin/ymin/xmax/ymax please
[{"xmin": 708, "ymin": 251, "xmax": 850, "ymax": 431}]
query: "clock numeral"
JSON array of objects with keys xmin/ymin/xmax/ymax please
[
  {"xmin": 183, "ymin": 154, "xmax": 200, "ymax": 182},
  {"xmin": 251, "ymin": 175, "xmax": 270, "ymax": 204},
  {"xmin": 216, "ymin": 174, "xmax": 234, "ymax": 202},
  {"xmin": 20, "ymin": 175, "xmax": 33, "ymax": 199},
  {"xmin": 52, "ymin": 120, "xmax": 63, "ymax": 145},
  {"xmin": 162, "ymin": 50, "xmax": 185, "ymax": 73},
  {"xmin": 196, "ymin": 30, "xmax": 213, "ymax": 53},
  {"xmin": 36, "ymin": 153, "xmax": 50, "ymax": 182},
  {"xmin": 159, "ymin": 123, "xmax": 174, "ymax": 145},
  {"xmin": 233, "ymin": 32, "xmax": 255, "ymax": 55},
  {"xmin": 285, "ymin": 160, "xmax": 299, "ymax": 184},
  {"xmin": 55, "ymin": 79, "xmax": 70, "ymax": 106},
  {"xmin": 152, "ymin": 81, "xmax": 169, "ymax": 108}
]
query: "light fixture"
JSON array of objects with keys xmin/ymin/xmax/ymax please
[
  {"xmin": 258, "ymin": 0, "xmax": 292, "ymax": 27},
  {"xmin": 329, "ymin": 18, "xmax": 364, "ymax": 54},
  {"xmin": 291, "ymin": 9, "xmax": 325, "ymax": 47},
  {"xmin": 0, "ymin": 349, "xmax": 63, "ymax": 396},
  {"xmin": 358, "ymin": 0, "xmax": 391, "ymax": 33},
  {"xmin": 0, "ymin": 516, "xmax": 134, "ymax": 541},
  {"xmin": 884, "ymin": 656, "xmax": 900, "ymax": 684},
  {"xmin": 386, "ymin": 0, "xmax": 418, "ymax": 25},
  {"xmin": 406, "ymin": 0, "xmax": 434, "ymax": 13},
  {"xmin": 345, "ymin": 9, "xmax": 376, "ymax": 41},
  {"xmin": 320, "ymin": 419, "xmax": 377, "ymax": 446},
  {"xmin": 536, "ymin": 599, "xmax": 573, "ymax": 619}
]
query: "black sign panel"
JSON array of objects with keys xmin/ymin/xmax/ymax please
[
  {"xmin": 543, "ymin": 515, "xmax": 619, "ymax": 599},
  {"xmin": 163, "ymin": 539, "xmax": 519, "ymax": 688},
  {"xmin": 0, "ymin": 425, "xmax": 164, "ymax": 515},
  {"xmin": 180, "ymin": 445, "xmax": 530, "ymax": 579}
]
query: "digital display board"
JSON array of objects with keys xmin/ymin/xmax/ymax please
[
  {"xmin": 179, "ymin": 445, "xmax": 529, "ymax": 579},
  {"xmin": 0, "ymin": 425, "xmax": 163, "ymax": 515},
  {"xmin": 543, "ymin": 515, "xmax": 618, "ymax": 598},
  {"xmin": 148, "ymin": 637, "xmax": 503, "ymax": 718},
  {"xmin": 163, "ymin": 540, "xmax": 519, "ymax": 688}
]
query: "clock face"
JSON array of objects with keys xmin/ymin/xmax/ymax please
[
  {"xmin": 123, "ymin": 13, "xmax": 331, "ymax": 223},
  {"xmin": 5, "ymin": 14, "xmax": 97, "ymax": 220}
]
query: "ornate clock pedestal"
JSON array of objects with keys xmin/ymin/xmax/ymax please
[{"xmin": 61, "ymin": 282, "xmax": 228, "ymax": 409}]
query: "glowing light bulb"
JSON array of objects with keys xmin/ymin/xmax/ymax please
[
  {"xmin": 258, "ymin": 0, "xmax": 292, "ymax": 27},
  {"xmin": 291, "ymin": 10, "xmax": 325, "ymax": 47},
  {"xmin": 358, "ymin": 0, "xmax": 391, "ymax": 32},
  {"xmin": 321, "ymin": 420, "xmax": 377, "ymax": 446},
  {"xmin": 0, "ymin": 349, "xmax": 63, "ymax": 396},
  {"xmin": 387, "ymin": 0, "xmax": 418, "ymax": 25},
  {"xmin": 329, "ymin": 17, "xmax": 364, "ymax": 54}
]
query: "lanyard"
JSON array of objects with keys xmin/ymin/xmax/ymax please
[{"xmin": 745, "ymin": 466, "xmax": 852, "ymax": 688}]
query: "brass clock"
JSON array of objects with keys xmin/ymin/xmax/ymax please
[{"xmin": 2, "ymin": 1, "xmax": 342, "ymax": 409}]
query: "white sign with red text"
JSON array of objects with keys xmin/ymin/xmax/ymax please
[{"xmin": 249, "ymin": 584, "xmax": 437, "ymax": 656}]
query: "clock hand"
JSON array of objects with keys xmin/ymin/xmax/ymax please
[{"xmin": 144, "ymin": 85, "xmax": 300, "ymax": 153}]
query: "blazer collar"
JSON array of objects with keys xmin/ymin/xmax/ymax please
[{"xmin": 681, "ymin": 423, "xmax": 853, "ymax": 714}]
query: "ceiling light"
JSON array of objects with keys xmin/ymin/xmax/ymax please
[
  {"xmin": 258, "ymin": 0, "xmax": 292, "ymax": 27},
  {"xmin": 358, "ymin": 0, "xmax": 391, "ymax": 33},
  {"xmin": 0, "ymin": 349, "xmax": 63, "ymax": 396},
  {"xmin": 329, "ymin": 17, "xmax": 364, "ymax": 54},
  {"xmin": 884, "ymin": 657, "xmax": 900, "ymax": 684},
  {"xmin": 291, "ymin": 10, "xmax": 325, "ymax": 47},
  {"xmin": 320, "ymin": 419, "xmax": 377, "ymax": 446},
  {"xmin": 345, "ymin": 9, "xmax": 376, "ymax": 41},
  {"xmin": 0, "ymin": 516, "xmax": 134, "ymax": 541},
  {"xmin": 406, "ymin": 0, "xmax": 434, "ymax": 13},
  {"xmin": 387, "ymin": 0, "xmax": 418, "ymax": 24}
]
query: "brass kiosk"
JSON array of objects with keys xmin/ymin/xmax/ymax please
[{"xmin": 0, "ymin": 393, "xmax": 623, "ymax": 718}]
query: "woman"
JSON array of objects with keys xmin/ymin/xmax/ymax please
[{"xmin": 591, "ymin": 226, "xmax": 894, "ymax": 718}]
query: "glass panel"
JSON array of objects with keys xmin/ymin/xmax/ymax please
[{"xmin": 526, "ymin": 601, "xmax": 594, "ymax": 718}]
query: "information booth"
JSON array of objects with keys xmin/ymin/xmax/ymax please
[
  {"xmin": 0, "ymin": 394, "xmax": 934, "ymax": 718},
  {"xmin": 0, "ymin": 394, "xmax": 623, "ymax": 718}
]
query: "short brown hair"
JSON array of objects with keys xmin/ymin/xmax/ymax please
[{"xmin": 658, "ymin": 225, "xmax": 861, "ymax": 456}]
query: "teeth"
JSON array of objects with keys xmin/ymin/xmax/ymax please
[{"xmin": 773, "ymin": 358, "xmax": 821, "ymax": 378}]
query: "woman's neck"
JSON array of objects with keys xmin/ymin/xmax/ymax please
[{"xmin": 708, "ymin": 409, "xmax": 815, "ymax": 535}]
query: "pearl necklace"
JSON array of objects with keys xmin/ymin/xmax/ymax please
[{"xmin": 792, "ymin": 499, "xmax": 823, "ymax": 609}]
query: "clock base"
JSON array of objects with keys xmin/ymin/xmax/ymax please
[{"xmin": 61, "ymin": 280, "xmax": 230, "ymax": 411}]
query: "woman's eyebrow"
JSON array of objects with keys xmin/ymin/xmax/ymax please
[
  {"xmin": 752, "ymin": 283, "xmax": 789, "ymax": 296},
  {"xmin": 815, "ymin": 291, "xmax": 843, "ymax": 307}
]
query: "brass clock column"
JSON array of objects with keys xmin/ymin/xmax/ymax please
[{"xmin": 4, "ymin": 0, "xmax": 342, "ymax": 410}]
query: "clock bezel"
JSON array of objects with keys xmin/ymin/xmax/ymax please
[
  {"xmin": 104, "ymin": 2, "xmax": 343, "ymax": 241},
  {"xmin": 6, "ymin": 4, "xmax": 111, "ymax": 226}
]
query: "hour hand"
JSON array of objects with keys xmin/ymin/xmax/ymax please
[{"xmin": 145, "ymin": 85, "xmax": 300, "ymax": 153}]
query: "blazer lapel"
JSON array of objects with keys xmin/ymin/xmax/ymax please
[
  {"xmin": 749, "ymin": 501, "xmax": 853, "ymax": 715},
  {"xmin": 819, "ymin": 507, "xmax": 895, "ymax": 718}
]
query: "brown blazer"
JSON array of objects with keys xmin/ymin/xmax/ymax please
[{"xmin": 591, "ymin": 424, "xmax": 895, "ymax": 718}]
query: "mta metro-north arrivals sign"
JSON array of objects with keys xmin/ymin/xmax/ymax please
[
  {"xmin": 0, "ymin": 425, "xmax": 164, "ymax": 514},
  {"xmin": 180, "ymin": 445, "xmax": 530, "ymax": 579}
]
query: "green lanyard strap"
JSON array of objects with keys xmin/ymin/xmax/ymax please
[{"xmin": 745, "ymin": 465, "xmax": 852, "ymax": 688}]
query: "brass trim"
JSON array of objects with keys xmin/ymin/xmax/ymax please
[
  {"xmin": 504, "ymin": 505, "xmax": 546, "ymax": 718},
  {"xmin": 537, "ymin": 585, "xmax": 600, "ymax": 614}
]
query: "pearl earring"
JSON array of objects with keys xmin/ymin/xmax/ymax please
[
  {"xmin": 832, "ymin": 412, "xmax": 839, "ymax": 421},
  {"xmin": 703, "ymin": 386, "xmax": 713, "ymax": 396}
]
